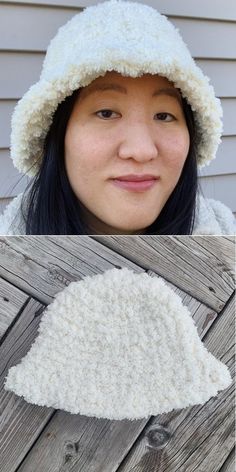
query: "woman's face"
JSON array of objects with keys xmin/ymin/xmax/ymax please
[{"xmin": 65, "ymin": 71, "xmax": 190, "ymax": 234}]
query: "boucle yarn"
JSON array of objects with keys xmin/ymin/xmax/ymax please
[
  {"xmin": 4, "ymin": 268, "xmax": 231, "ymax": 420},
  {"xmin": 10, "ymin": 0, "xmax": 223, "ymax": 176}
]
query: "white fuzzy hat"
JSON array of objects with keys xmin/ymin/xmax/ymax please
[
  {"xmin": 4, "ymin": 268, "xmax": 231, "ymax": 420},
  {"xmin": 11, "ymin": 0, "xmax": 223, "ymax": 177}
]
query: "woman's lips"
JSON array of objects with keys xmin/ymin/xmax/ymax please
[{"xmin": 111, "ymin": 178, "xmax": 159, "ymax": 192}]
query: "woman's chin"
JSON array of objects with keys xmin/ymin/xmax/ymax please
[
  {"xmin": 80, "ymin": 202, "xmax": 161, "ymax": 234},
  {"xmin": 104, "ymin": 215, "xmax": 158, "ymax": 234}
]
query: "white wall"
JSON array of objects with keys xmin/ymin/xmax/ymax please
[{"xmin": 0, "ymin": 0, "xmax": 235, "ymax": 213}]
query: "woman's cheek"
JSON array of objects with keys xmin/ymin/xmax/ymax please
[
  {"xmin": 164, "ymin": 132, "xmax": 190, "ymax": 169},
  {"xmin": 66, "ymin": 136, "xmax": 99, "ymax": 177},
  {"xmin": 79, "ymin": 129, "xmax": 114, "ymax": 165}
]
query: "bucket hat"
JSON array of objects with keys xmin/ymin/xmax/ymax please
[
  {"xmin": 4, "ymin": 268, "xmax": 231, "ymax": 420},
  {"xmin": 10, "ymin": 0, "xmax": 223, "ymax": 177}
]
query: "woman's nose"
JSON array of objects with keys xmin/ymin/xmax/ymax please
[{"xmin": 118, "ymin": 123, "xmax": 158, "ymax": 162}]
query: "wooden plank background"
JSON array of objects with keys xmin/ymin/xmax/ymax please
[{"xmin": 0, "ymin": 235, "xmax": 235, "ymax": 471}]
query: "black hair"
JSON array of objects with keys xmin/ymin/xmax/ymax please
[{"xmin": 20, "ymin": 88, "xmax": 198, "ymax": 234}]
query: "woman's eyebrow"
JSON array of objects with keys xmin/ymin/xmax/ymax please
[
  {"xmin": 80, "ymin": 83, "xmax": 182, "ymax": 104},
  {"xmin": 153, "ymin": 88, "xmax": 182, "ymax": 105},
  {"xmin": 79, "ymin": 83, "xmax": 127, "ymax": 101}
]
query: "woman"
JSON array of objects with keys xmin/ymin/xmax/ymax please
[{"xmin": 0, "ymin": 0, "xmax": 235, "ymax": 235}]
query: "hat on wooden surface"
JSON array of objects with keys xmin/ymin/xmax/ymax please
[{"xmin": 4, "ymin": 268, "xmax": 231, "ymax": 420}]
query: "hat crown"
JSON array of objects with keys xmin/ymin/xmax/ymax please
[
  {"xmin": 4, "ymin": 268, "xmax": 231, "ymax": 420},
  {"xmin": 41, "ymin": 0, "xmax": 193, "ymax": 81}
]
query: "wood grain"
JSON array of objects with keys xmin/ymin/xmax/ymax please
[
  {"xmin": 116, "ymin": 294, "xmax": 235, "ymax": 472},
  {"xmin": 0, "ymin": 277, "xmax": 219, "ymax": 471},
  {"xmin": 219, "ymin": 448, "xmax": 235, "ymax": 472},
  {"xmin": 0, "ymin": 298, "xmax": 54, "ymax": 472},
  {"xmin": 0, "ymin": 236, "xmax": 143, "ymax": 304},
  {"xmin": 0, "ymin": 235, "xmax": 234, "ymax": 472},
  {"xmin": 0, "ymin": 276, "xmax": 29, "ymax": 339},
  {"xmin": 92, "ymin": 236, "xmax": 235, "ymax": 312}
]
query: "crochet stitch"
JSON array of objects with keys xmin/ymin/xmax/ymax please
[
  {"xmin": 10, "ymin": 0, "xmax": 223, "ymax": 176},
  {"xmin": 4, "ymin": 268, "xmax": 232, "ymax": 420}
]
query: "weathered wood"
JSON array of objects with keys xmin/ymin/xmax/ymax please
[
  {"xmin": 0, "ymin": 236, "xmax": 143, "ymax": 305},
  {"xmin": 219, "ymin": 448, "xmax": 235, "ymax": 472},
  {"xmin": 147, "ymin": 270, "xmax": 218, "ymax": 337},
  {"xmin": 0, "ymin": 236, "xmax": 234, "ymax": 472},
  {"xmin": 92, "ymin": 236, "xmax": 235, "ymax": 312},
  {"xmin": 0, "ymin": 298, "xmax": 55, "ymax": 472},
  {"xmin": 0, "ymin": 236, "xmax": 234, "ymax": 312},
  {"xmin": 16, "ymin": 413, "xmax": 147, "ymax": 472},
  {"xmin": 0, "ymin": 297, "xmax": 146, "ymax": 472},
  {"xmin": 14, "ymin": 294, "xmax": 233, "ymax": 472},
  {"xmin": 0, "ymin": 276, "xmax": 29, "ymax": 339},
  {"xmin": 117, "ymin": 294, "xmax": 235, "ymax": 472},
  {"xmin": 0, "ymin": 270, "xmax": 218, "ymax": 472},
  {"xmin": 224, "ymin": 236, "xmax": 236, "ymax": 243}
]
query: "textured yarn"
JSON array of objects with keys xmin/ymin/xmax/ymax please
[
  {"xmin": 4, "ymin": 268, "xmax": 232, "ymax": 420},
  {"xmin": 10, "ymin": 0, "xmax": 222, "ymax": 176}
]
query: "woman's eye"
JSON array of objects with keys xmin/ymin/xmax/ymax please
[
  {"xmin": 95, "ymin": 109, "xmax": 119, "ymax": 119},
  {"xmin": 155, "ymin": 113, "xmax": 175, "ymax": 122}
]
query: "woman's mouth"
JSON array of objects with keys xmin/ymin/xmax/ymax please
[{"xmin": 111, "ymin": 174, "xmax": 160, "ymax": 192}]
